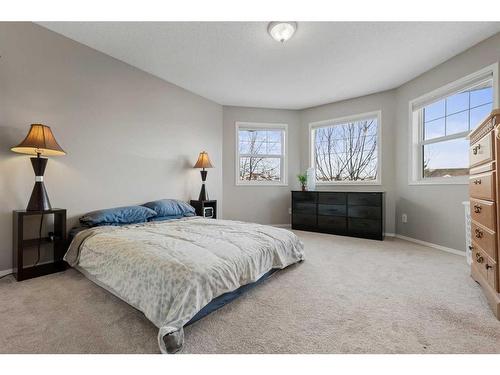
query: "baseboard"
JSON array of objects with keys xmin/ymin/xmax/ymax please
[
  {"xmin": 395, "ymin": 234, "xmax": 465, "ymax": 257},
  {"xmin": 0, "ymin": 268, "xmax": 13, "ymax": 277},
  {"xmin": 384, "ymin": 232, "xmax": 396, "ymax": 237}
]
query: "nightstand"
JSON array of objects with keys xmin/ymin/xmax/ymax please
[
  {"xmin": 190, "ymin": 200, "xmax": 217, "ymax": 219},
  {"xmin": 13, "ymin": 209, "xmax": 67, "ymax": 281}
]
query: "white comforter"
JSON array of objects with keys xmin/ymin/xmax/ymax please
[{"xmin": 64, "ymin": 217, "xmax": 305, "ymax": 353}]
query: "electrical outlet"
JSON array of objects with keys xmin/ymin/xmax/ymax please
[
  {"xmin": 402, "ymin": 214, "xmax": 408, "ymax": 223},
  {"xmin": 288, "ymin": 207, "xmax": 292, "ymax": 215}
]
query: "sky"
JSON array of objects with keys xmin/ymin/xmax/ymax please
[{"xmin": 423, "ymin": 86, "xmax": 492, "ymax": 170}]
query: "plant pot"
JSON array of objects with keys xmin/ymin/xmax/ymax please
[{"xmin": 301, "ymin": 185, "xmax": 307, "ymax": 191}]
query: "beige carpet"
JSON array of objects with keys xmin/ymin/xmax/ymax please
[{"xmin": 1, "ymin": 231, "xmax": 499, "ymax": 354}]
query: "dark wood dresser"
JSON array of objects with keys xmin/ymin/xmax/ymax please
[{"xmin": 291, "ymin": 191, "xmax": 384, "ymax": 240}]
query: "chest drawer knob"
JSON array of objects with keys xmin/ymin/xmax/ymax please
[
  {"xmin": 486, "ymin": 264, "xmax": 493, "ymax": 270},
  {"xmin": 473, "ymin": 179, "xmax": 482, "ymax": 184},
  {"xmin": 474, "ymin": 204, "xmax": 482, "ymax": 213},
  {"xmin": 474, "ymin": 228, "xmax": 484, "ymax": 238}
]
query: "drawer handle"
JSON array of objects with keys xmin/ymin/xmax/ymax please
[
  {"xmin": 473, "ymin": 144, "xmax": 481, "ymax": 155},
  {"xmin": 475, "ymin": 229, "xmax": 483, "ymax": 238},
  {"xmin": 473, "ymin": 179, "xmax": 482, "ymax": 185},
  {"xmin": 476, "ymin": 252, "xmax": 484, "ymax": 264},
  {"xmin": 474, "ymin": 204, "xmax": 482, "ymax": 213}
]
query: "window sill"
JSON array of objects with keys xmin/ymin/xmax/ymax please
[
  {"xmin": 235, "ymin": 182, "xmax": 289, "ymax": 187},
  {"xmin": 408, "ymin": 177, "xmax": 468, "ymax": 185},
  {"xmin": 315, "ymin": 181, "xmax": 382, "ymax": 186}
]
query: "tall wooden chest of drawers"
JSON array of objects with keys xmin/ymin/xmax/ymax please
[{"xmin": 469, "ymin": 109, "xmax": 500, "ymax": 318}]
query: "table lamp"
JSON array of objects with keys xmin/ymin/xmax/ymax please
[
  {"xmin": 193, "ymin": 151, "xmax": 213, "ymax": 201},
  {"xmin": 11, "ymin": 124, "xmax": 66, "ymax": 211}
]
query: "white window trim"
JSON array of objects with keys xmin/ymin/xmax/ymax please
[
  {"xmin": 408, "ymin": 63, "xmax": 499, "ymax": 185},
  {"xmin": 308, "ymin": 110, "xmax": 382, "ymax": 186},
  {"xmin": 235, "ymin": 121, "xmax": 288, "ymax": 186}
]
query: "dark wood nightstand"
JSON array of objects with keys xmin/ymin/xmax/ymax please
[
  {"xmin": 190, "ymin": 200, "xmax": 217, "ymax": 219},
  {"xmin": 13, "ymin": 209, "xmax": 67, "ymax": 281}
]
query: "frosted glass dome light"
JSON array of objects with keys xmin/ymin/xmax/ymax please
[{"xmin": 268, "ymin": 22, "xmax": 297, "ymax": 43}]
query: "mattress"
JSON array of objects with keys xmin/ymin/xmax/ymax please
[
  {"xmin": 185, "ymin": 269, "xmax": 277, "ymax": 326},
  {"xmin": 64, "ymin": 217, "xmax": 305, "ymax": 353}
]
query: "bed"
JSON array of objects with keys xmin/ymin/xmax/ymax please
[{"xmin": 64, "ymin": 212, "xmax": 305, "ymax": 353}]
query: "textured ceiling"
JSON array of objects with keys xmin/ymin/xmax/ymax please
[{"xmin": 39, "ymin": 22, "xmax": 500, "ymax": 109}]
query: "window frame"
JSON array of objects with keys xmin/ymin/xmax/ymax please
[
  {"xmin": 308, "ymin": 110, "xmax": 382, "ymax": 186},
  {"xmin": 235, "ymin": 121, "xmax": 288, "ymax": 186},
  {"xmin": 409, "ymin": 63, "xmax": 498, "ymax": 185}
]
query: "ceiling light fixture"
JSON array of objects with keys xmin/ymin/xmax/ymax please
[{"xmin": 268, "ymin": 22, "xmax": 297, "ymax": 43}]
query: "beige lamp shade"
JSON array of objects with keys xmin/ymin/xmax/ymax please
[
  {"xmin": 11, "ymin": 124, "xmax": 66, "ymax": 156},
  {"xmin": 193, "ymin": 151, "xmax": 213, "ymax": 169}
]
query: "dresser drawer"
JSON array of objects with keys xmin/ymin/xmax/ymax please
[
  {"xmin": 487, "ymin": 261, "xmax": 498, "ymax": 291},
  {"xmin": 292, "ymin": 202, "xmax": 316, "ymax": 215},
  {"xmin": 470, "ymin": 161, "xmax": 495, "ymax": 175},
  {"xmin": 318, "ymin": 192, "xmax": 346, "ymax": 205},
  {"xmin": 469, "ymin": 171, "xmax": 495, "ymax": 200},
  {"xmin": 471, "ymin": 221, "xmax": 497, "ymax": 260},
  {"xmin": 470, "ymin": 198, "xmax": 496, "ymax": 231},
  {"xmin": 470, "ymin": 132, "xmax": 494, "ymax": 168},
  {"xmin": 348, "ymin": 218, "xmax": 382, "ymax": 239},
  {"xmin": 318, "ymin": 204, "xmax": 346, "ymax": 217},
  {"xmin": 292, "ymin": 191, "xmax": 317, "ymax": 204},
  {"xmin": 472, "ymin": 244, "xmax": 497, "ymax": 291},
  {"xmin": 348, "ymin": 205, "xmax": 382, "ymax": 220},
  {"xmin": 347, "ymin": 193, "xmax": 382, "ymax": 207},
  {"xmin": 292, "ymin": 214, "xmax": 317, "ymax": 230},
  {"xmin": 318, "ymin": 216, "xmax": 347, "ymax": 234}
]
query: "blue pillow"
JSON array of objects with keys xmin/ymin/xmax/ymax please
[
  {"xmin": 80, "ymin": 205, "xmax": 157, "ymax": 227},
  {"xmin": 148, "ymin": 215, "xmax": 185, "ymax": 222},
  {"xmin": 142, "ymin": 199, "xmax": 195, "ymax": 217}
]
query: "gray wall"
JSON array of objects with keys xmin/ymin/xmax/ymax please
[
  {"xmin": 222, "ymin": 106, "xmax": 301, "ymax": 224},
  {"xmin": 222, "ymin": 91, "xmax": 397, "ymax": 234},
  {"xmin": 299, "ymin": 90, "xmax": 398, "ymax": 234},
  {"xmin": 0, "ymin": 23, "xmax": 223, "ymax": 272},
  {"xmin": 1, "ymin": 23, "xmax": 499, "ymax": 275},
  {"xmin": 222, "ymin": 33, "xmax": 500, "ymax": 249},
  {"xmin": 394, "ymin": 32, "xmax": 500, "ymax": 251}
]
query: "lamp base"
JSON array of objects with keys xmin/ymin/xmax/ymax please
[
  {"xmin": 198, "ymin": 169, "xmax": 208, "ymax": 201},
  {"xmin": 26, "ymin": 156, "xmax": 52, "ymax": 211},
  {"xmin": 27, "ymin": 181, "xmax": 51, "ymax": 211}
]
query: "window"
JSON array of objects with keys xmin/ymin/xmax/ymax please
[
  {"xmin": 235, "ymin": 122, "xmax": 287, "ymax": 185},
  {"xmin": 309, "ymin": 111, "xmax": 381, "ymax": 184},
  {"xmin": 410, "ymin": 65, "xmax": 497, "ymax": 184}
]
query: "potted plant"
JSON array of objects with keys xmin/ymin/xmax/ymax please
[{"xmin": 297, "ymin": 172, "xmax": 307, "ymax": 191}]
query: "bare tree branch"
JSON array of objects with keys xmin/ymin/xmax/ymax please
[
  {"xmin": 239, "ymin": 130, "xmax": 282, "ymax": 181},
  {"xmin": 314, "ymin": 119, "xmax": 378, "ymax": 182}
]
